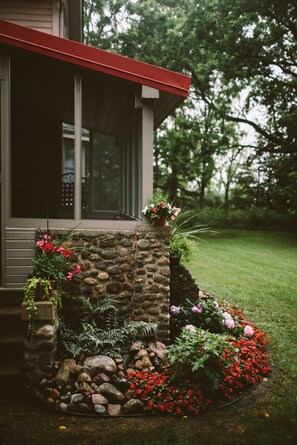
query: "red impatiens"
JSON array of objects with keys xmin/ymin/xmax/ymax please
[
  {"xmin": 127, "ymin": 370, "xmax": 212, "ymax": 416},
  {"xmin": 128, "ymin": 300, "xmax": 271, "ymax": 416}
]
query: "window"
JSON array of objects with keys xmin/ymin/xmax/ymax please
[
  {"xmin": 10, "ymin": 52, "xmax": 143, "ymax": 222},
  {"xmin": 61, "ymin": 125, "xmax": 120, "ymax": 219}
]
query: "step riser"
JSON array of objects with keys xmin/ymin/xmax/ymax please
[
  {"xmin": 0, "ymin": 289, "xmax": 24, "ymax": 307},
  {"xmin": 0, "ymin": 316, "xmax": 24, "ymax": 333},
  {"xmin": 0, "ymin": 290, "xmax": 26, "ymax": 377},
  {"xmin": 0, "ymin": 344, "xmax": 24, "ymax": 359}
]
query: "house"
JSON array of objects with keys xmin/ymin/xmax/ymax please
[
  {"xmin": 0, "ymin": 0, "xmax": 191, "ymax": 287},
  {"xmin": 0, "ymin": 1, "xmax": 191, "ymax": 380}
]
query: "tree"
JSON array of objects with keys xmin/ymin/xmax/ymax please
[{"xmin": 83, "ymin": 0, "xmax": 297, "ymax": 216}]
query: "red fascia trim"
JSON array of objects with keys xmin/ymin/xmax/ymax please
[{"xmin": 0, "ymin": 20, "xmax": 191, "ymax": 97}]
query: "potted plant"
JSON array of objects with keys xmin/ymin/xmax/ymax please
[
  {"xmin": 23, "ymin": 231, "xmax": 81, "ymax": 335},
  {"xmin": 169, "ymin": 210, "xmax": 209, "ymax": 264},
  {"xmin": 142, "ymin": 191, "xmax": 180, "ymax": 226}
]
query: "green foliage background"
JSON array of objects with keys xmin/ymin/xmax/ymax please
[{"xmin": 84, "ymin": 0, "xmax": 297, "ymax": 227}]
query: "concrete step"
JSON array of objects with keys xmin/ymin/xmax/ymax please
[
  {"xmin": 0, "ymin": 361, "xmax": 24, "ymax": 376},
  {"xmin": 0, "ymin": 306, "xmax": 24, "ymax": 332},
  {"xmin": 0, "ymin": 288, "xmax": 24, "ymax": 307},
  {"xmin": 0, "ymin": 333, "xmax": 25, "ymax": 359},
  {"xmin": 0, "ymin": 290, "xmax": 26, "ymax": 379}
]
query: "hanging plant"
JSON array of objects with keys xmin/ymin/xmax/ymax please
[{"xmin": 24, "ymin": 277, "xmax": 57, "ymax": 335}]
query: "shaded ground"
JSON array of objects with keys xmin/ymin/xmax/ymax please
[{"xmin": 1, "ymin": 375, "xmax": 296, "ymax": 445}]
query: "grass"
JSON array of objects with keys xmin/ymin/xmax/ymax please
[
  {"xmin": 187, "ymin": 229, "xmax": 297, "ymax": 423},
  {"xmin": 1, "ymin": 229, "xmax": 297, "ymax": 444}
]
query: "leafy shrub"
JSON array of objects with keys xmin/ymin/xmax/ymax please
[
  {"xmin": 195, "ymin": 207, "xmax": 297, "ymax": 232},
  {"xmin": 166, "ymin": 326, "xmax": 236, "ymax": 392}
]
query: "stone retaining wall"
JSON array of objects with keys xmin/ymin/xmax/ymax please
[
  {"xmin": 61, "ymin": 224, "xmax": 171, "ymax": 343},
  {"xmin": 23, "ymin": 224, "xmax": 172, "ymax": 384}
]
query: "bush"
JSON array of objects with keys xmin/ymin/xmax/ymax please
[
  {"xmin": 195, "ymin": 207, "xmax": 297, "ymax": 232},
  {"xmin": 166, "ymin": 327, "xmax": 236, "ymax": 392}
]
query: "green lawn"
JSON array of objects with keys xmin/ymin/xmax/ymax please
[
  {"xmin": 187, "ymin": 229, "xmax": 297, "ymax": 423},
  {"xmin": 1, "ymin": 229, "xmax": 297, "ymax": 445}
]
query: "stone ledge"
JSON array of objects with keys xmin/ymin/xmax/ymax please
[{"xmin": 21, "ymin": 301, "xmax": 55, "ymax": 321}]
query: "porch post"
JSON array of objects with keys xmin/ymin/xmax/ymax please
[
  {"xmin": 0, "ymin": 55, "xmax": 10, "ymax": 286},
  {"xmin": 74, "ymin": 75, "xmax": 82, "ymax": 221}
]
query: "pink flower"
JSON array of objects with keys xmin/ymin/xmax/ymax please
[
  {"xmin": 66, "ymin": 272, "xmax": 74, "ymax": 280},
  {"xmin": 184, "ymin": 324, "xmax": 196, "ymax": 333},
  {"xmin": 192, "ymin": 305, "xmax": 203, "ymax": 314},
  {"xmin": 223, "ymin": 313, "xmax": 235, "ymax": 330},
  {"xmin": 170, "ymin": 305, "xmax": 181, "ymax": 315},
  {"xmin": 244, "ymin": 325, "xmax": 254, "ymax": 338},
  {"xmin": 74, "ymin": 265, "xmax": 81, "ymax": 275},
  {"xmin": 225, "ymin": 318, "xmax": 235, "ymax": 330}
]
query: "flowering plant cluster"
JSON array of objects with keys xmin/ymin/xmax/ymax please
[
  {"xmin": 33, "ymin": 233, "xmax": 81, "ymax": 283},
  {"xmin": 166, "ymin": 327, "xmax": 236, "ymax": 392},
  {"xmin": 142, "ymin": 201, "xmax": 180, "ymax": 224},
  {"xmin": 127, "ymin": 369, "xmax": 212, "ymax": 416},
  {"xmin": 220, "ymin": 326, "xmax": 270, "ymax": 398},
  {"xmin": 128, "ymin": 297, "xmax": 270, "ymax": 416},
  {"xmin": 170, "ymin": 297, "xmax": 245, "ymax": 339}
]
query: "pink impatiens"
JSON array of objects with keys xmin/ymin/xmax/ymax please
[{"xmin": 244, "ymin": 325, "xmax": 254, "ymax": 338}]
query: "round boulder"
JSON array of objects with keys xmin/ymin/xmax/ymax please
[{"xmin": 83, "ymin": 355, "xmax": 117, "ymax": 376}]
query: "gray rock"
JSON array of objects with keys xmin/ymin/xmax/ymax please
[
  {"xmin": 100, "ymin": 250, "xmax": 117, "ymax": 260},
  {"xmin": 122, "ymin": 399, "xmax": 144, "ymax": 414},
  {"xmin": 35, "ymin": 324, "xmax": 57, "ymax": 338},
  {"xmin": 60, "ymin": 394, "xmax": 71, "ymax": 404},
  {"xmin": 58, "ymin": 402, "xmax": 69, "ymax": 412},
  {"xmin": 83, "ymin": 355, "xmax": 117, "ymax": 376},
  {"xmin": 94, "ymin": 404, "xmax": 107, "ymax": 415},
  {"xmin": 98, "ymin": 383, "xmax": 126, "ymax": 404},
  {"xmin": 138, "ymin": 239, "xmax": 150, "ymax": 249},
  {"xmin": 76, "ymin": 403, "xmax": 93, "ymax": 414},
  {"xmin": 71, "ymin": 393, "xmax": 84, "ymax": 404}
]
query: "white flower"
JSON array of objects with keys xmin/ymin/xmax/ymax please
[{"xmin": 244, "ymin": 325, "xmax": 254, "ymax": 338}]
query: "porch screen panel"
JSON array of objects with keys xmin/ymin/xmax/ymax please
[
  {"xmin": 82, "ymin": 77, "xmax": 120, "ymax": 220},
  {"xmin": 10, "ymin": 53, "xmax": 74, "ymax": 219}
]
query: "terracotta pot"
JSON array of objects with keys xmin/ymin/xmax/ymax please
[
  {"xmin": 35, "ymin": 280, "xmax": 56, "ymax": 300},
  {"xmin": 152, "ymin": 216, "xmax": 168, "ymax": 226}
]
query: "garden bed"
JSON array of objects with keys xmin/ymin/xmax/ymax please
[{"xmin": 31, "ymin": 293, "xmax": 271, "ymax": 418}]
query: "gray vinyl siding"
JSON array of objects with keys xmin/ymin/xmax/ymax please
[
  {"xmin": 5, "ymin": 229, "xmax": 35, "ymax": 288},
  {"xmin": 0, "ymin": 1, "xmax": 57, "ymax": 35}
]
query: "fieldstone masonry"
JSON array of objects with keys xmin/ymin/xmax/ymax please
[
  {"xmin": 23, "ymin": 224, "xmax": 171, "ymax": 384},
  {"xmin": 67, "ymin": 224, "xmax": 171, "ymax": 343},
  {"xmin": 23, "ymin": 312, "xmax": 59, "ymax": 385}
]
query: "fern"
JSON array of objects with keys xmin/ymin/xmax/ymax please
[{"xmin": 59, "ymin": 297, "xmax": 156, "ymax": 359}]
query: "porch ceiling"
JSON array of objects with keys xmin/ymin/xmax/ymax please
[{"xmin": 0, "ymin": 19, "xmax": 191, "ymax": 128}]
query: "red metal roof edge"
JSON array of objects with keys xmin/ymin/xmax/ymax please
[{"xmin": 0, "ymin": 20, "xmax": 191, "ymax": 98}]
